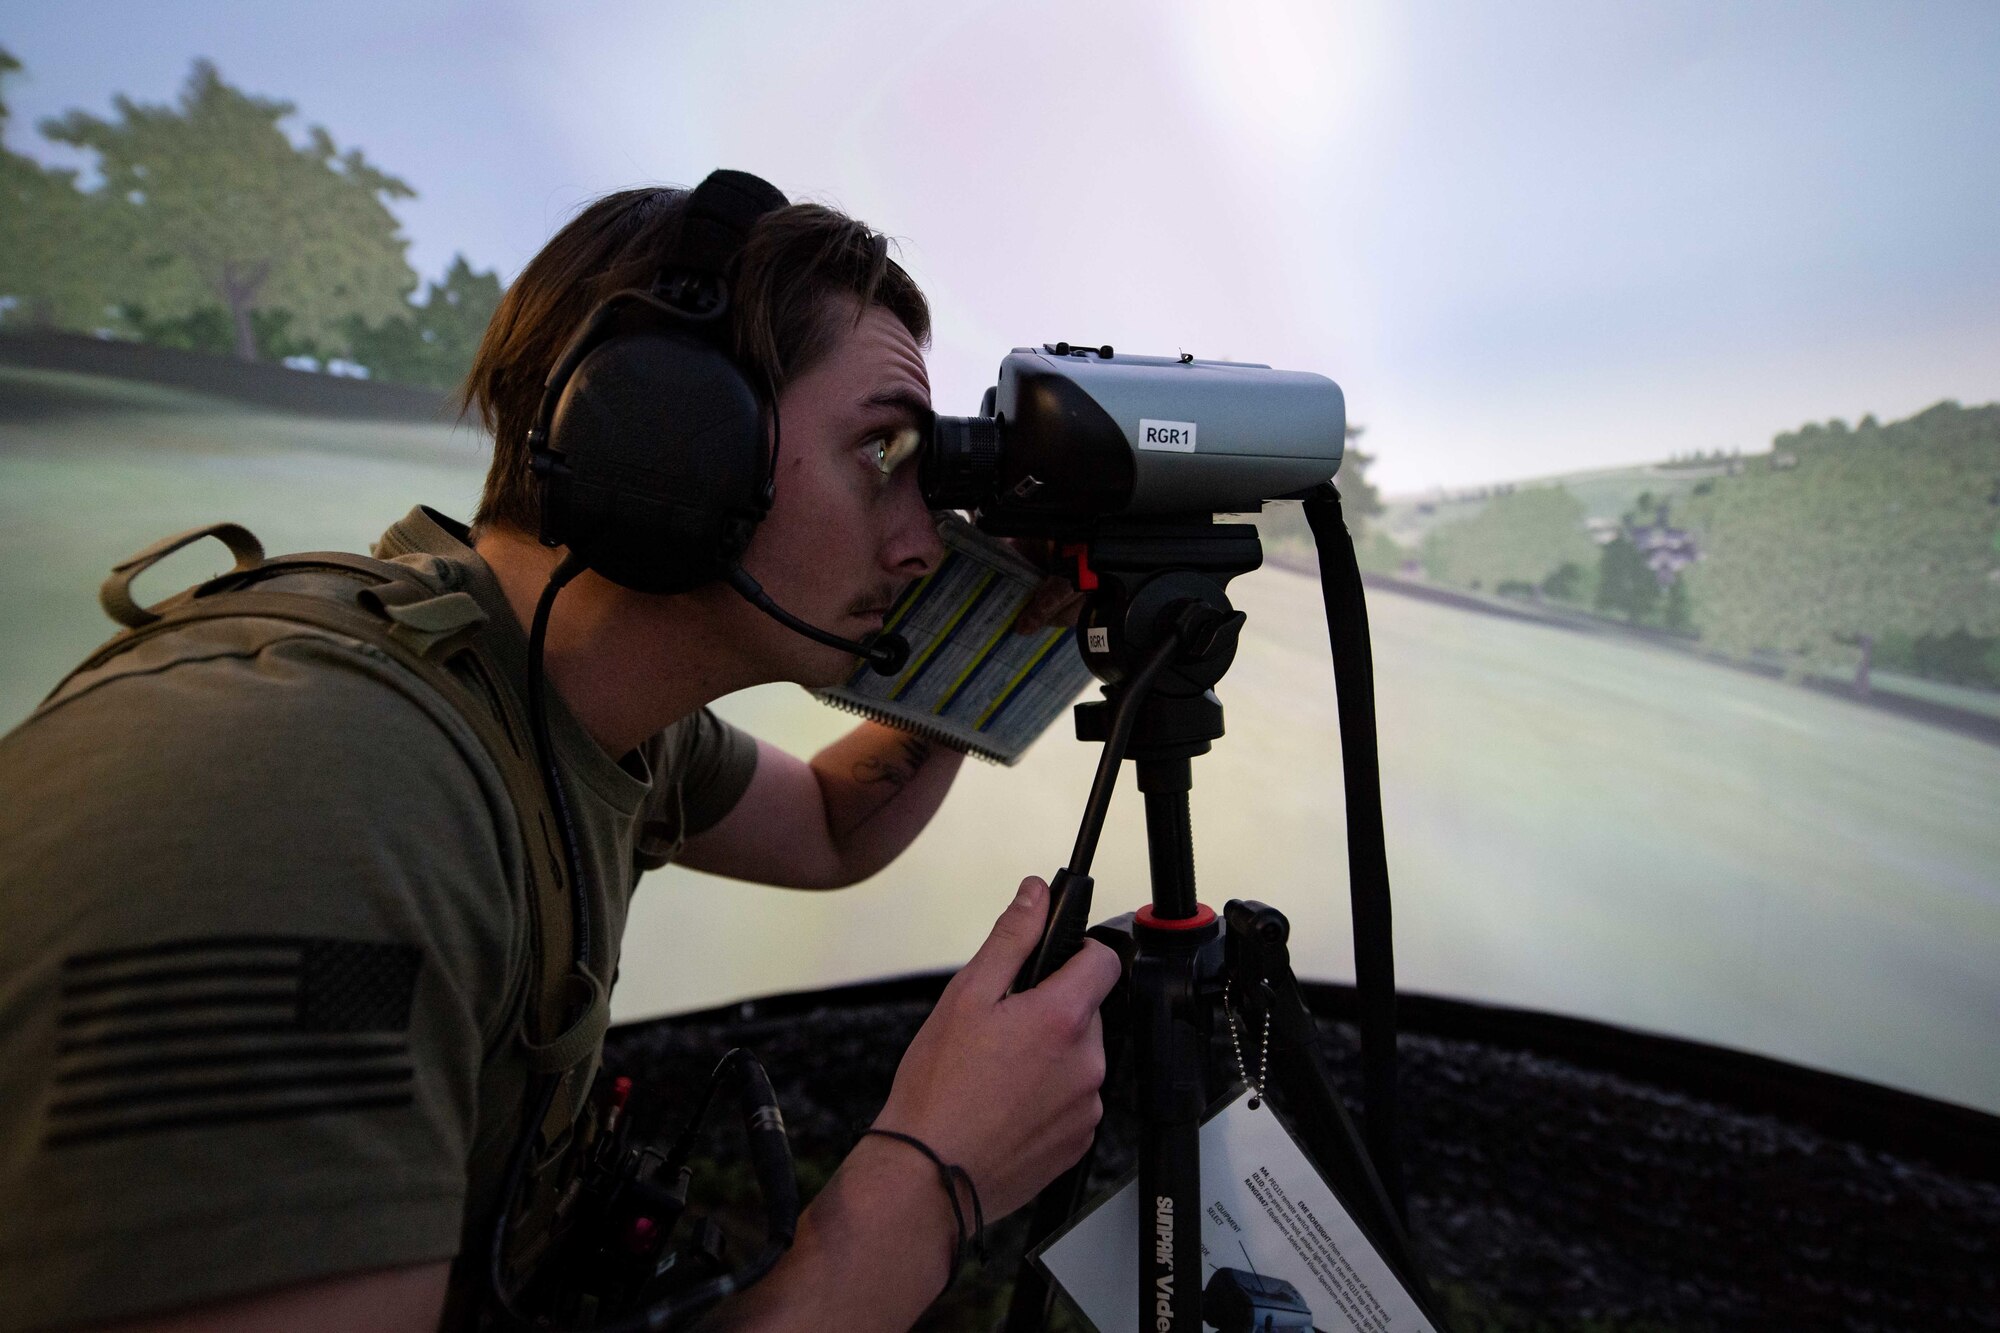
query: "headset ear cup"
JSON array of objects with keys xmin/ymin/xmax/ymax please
[{"xmin": 540, "ymin": 329, "xmax": 770, "ymax": 595}]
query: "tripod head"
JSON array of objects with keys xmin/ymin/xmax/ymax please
[{"xmin": 1071, "ymin": 519, "xmax": 1261, "ymax": 762}]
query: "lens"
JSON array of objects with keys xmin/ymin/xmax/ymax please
[{"xmin": 919, "ymin": 414, "xmax": 1002, "ymax": 509}]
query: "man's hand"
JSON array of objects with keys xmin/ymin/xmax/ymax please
[
  {"xmin": 872, "ymin": 874, "xmax": 1123, "ymax": 1219},
  {"xmin": 116, "ymin": 888, "xmax": 1117, "ymax": 1333},
  {"xmin": 701, "ymin": 876, "xmax": 1121, "ymax": 1332}
]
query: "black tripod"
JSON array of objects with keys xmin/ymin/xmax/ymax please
[{"xmin": 1001, "ymin": 498, "xmax": 1445, "ymax": 1333}]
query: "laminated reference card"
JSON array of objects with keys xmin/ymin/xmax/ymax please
[
  {"xmin": 815, "ymin": 514, "xmax": 1096, "ymax": 764},
  {"xmin": 1034, "ymin": 1091, "xmax": 1439, "ymax": 1333}
]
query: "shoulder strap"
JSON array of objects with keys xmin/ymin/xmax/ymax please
[
  {"xmin": 68, "ymin": 528, "xmax": 609, "ymax": 1137},
  {"xmin": 97, "ymin": 522, "xmax": 265, "ymax": 630}
]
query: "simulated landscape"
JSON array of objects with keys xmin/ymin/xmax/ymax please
[
  {"xmin": 1259, "ymin": 405, "xmax": 2000, "ymax": 727},
  {"xmin": 5, "ymin": 355, "xmax": 1995, "ymax": 1118}
]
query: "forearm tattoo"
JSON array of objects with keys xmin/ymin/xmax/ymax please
[
  {"xmin": 839, "ymin": 735, "xmax": 935, "ymax": 833},
  {"xmin": 852, "ymin": 735, "xmax": 933, "ymax": 791}
]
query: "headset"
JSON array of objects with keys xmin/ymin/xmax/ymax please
[{"xmin": 523, "ymin": 167, "xmax": 908, "ymax": 672}]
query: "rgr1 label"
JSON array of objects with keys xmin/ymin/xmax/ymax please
[
  {"xmin": 1086, "ymin": 626, "xmax": 1111, "ymax": 653},
  {"xmin": 1138, "ymin": 418, "xmax": 1198, "ymax": 453}
]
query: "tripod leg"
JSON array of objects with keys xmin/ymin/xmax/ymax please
[
  {"xmin": 1131, "ymin": 941, "xmax": 1208, "ymax": 1333},
  {"xmin": 1262, "ymin": 973, "xmax": 1418, "ymax": 1271},
  {"xmin": 1224, "ymin": 901, "xmax": 1449, "ymax": 1325},
  {"xmin": 1261, "ymin": 977, "xmax": 1452, "ymax": 1326},
  {"xmin": 1131, "ymin": 758, "xmax": 1213, "ymax": 1333}
]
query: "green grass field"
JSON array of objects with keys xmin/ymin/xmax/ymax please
[
  {"xmin": 0, "ymin": 367, "xmax": 488, "ymax": 725},
  {"xmin": 6, "ymin": 367, "xmax": 1996, "ymax": 1116}
]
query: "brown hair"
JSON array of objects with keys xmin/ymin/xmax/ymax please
[{"xmin": 463, "ymin": 185, "xmax": 930, "ymax": 534}]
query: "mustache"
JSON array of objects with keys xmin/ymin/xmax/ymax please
[{"xmin": 846, "ymin": 584, "xmax": 907, "ymax": 617}]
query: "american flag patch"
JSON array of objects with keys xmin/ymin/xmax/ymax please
[{"xmin": 47, "ymin": 934, "xmax": 422, "ymax": 1148}]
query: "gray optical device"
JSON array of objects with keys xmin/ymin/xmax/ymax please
[{"xmin": 922, "ymin": 342, "xmax": 1346, "ymax": 530}]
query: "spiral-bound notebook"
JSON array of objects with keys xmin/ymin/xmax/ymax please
[{"xmin": 814, "ymin": 516, "xmax": 1096, "ymax": 764}]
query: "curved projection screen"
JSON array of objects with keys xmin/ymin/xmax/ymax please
[
  {"xmin": 1, "ymin": 357, "xmax": 1993, "ymax": 1120},
  {"xmin": 2, "ymin": 4, "xmax": 1995, "ymax": 1121}
]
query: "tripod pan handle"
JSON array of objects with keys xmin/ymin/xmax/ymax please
[{"xmin": 1011, "ymin": 867, "xmax": 1095, "ymax": 993}]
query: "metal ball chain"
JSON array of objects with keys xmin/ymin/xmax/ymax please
[{"xmin": 1223, "ymin": 980, "xmax": 1272, "ymax": 1110}]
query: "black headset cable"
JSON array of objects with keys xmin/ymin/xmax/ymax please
[
  {"xmin": 488, "ymin": 551, "xmax": 591, "ymax": 1326},
  {"xmin": 528, "ymin": 552, "xmax": 593, "ymax": 964}
]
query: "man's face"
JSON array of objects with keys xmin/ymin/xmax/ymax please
[{"xmin": 732, "ymin": 299, "xmax": 944, "ymax": 686}]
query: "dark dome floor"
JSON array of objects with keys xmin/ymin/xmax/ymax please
[{"xmin": 602, "ymin": 983, "xmax": 2000, "ymax": 1333}]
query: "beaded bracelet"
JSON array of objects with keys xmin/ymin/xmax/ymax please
[{"xmin": 859, "ymin": 1127, "xmax": 987, "ymax": 1300}]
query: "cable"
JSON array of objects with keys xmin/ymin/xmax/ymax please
[
  {"xmin": 486, "ymin": 553, "xmax": 592, "ymax": 1327},
  {"xmin": 528, "ymin": 552, "xmax": 593, "ymax": 965},
  {"xmin": 590, "ymin": 1049, "xmax": 799, "ymax": 1333},
  {"xmin": 488, "ymin": 1075, "xmax": 564, "ymax": 1327},
  {"xmin": 1069, "ymin": 625, "xmax": 1187, "ymax": 875},
  {"xmin": 1012, "ymin": 611, "xmax": 1195, "ymax": 995},
  {"xmin": 1301, "ymin": 483, "xmax": 1405, "ymax": 1219}
]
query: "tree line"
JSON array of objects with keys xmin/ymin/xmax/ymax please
[
  {"xmin": 0, "ymin": 50, "xmax": 499, "ymax": 390},
  {"xmin": 1397, "ymin": 402, "xmax": 2000, "ymax": 690}
]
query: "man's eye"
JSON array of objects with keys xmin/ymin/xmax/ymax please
[{"xmin": 868, "ymin": 426, "xmax": 924, "ymax": 478}]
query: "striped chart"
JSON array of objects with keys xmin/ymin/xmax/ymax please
[
  {"xmin": 824, "ymin": 526, "xmax": 1096, "ymax": 763},
  {"xmin": 46, "ymin": 934, "xmax": 422, "ymax": 1148}
]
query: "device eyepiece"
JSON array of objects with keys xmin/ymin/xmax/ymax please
[{"xmin": 920, "ymin": 414, "xmax": 1002, "ymax": 509}]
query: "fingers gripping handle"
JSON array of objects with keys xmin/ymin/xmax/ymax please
[{"xmin": 1012, "ymin": 867, "xmax": 1095, "ymax": 993}]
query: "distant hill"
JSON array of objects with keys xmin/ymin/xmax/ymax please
[
  {"xmin": 1259, "ymin": 402, "xmax": 2000, "ymax": 699},
  {"xmin": 1677, "ymin": 402, "xmax": 2000, "ymax": 678}
]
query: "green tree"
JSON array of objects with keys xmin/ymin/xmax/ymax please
[
  {"xmin": 345, "ymin": 254, "xmax": 503, "ymax": 388},
  {"xmin": 1662, "ymin": 577, "xmax": 1692, "ymax": 633},
  {"xmin": 1420, "ymin": 484, "xmax": 1598, "ymax": 592},
  {"xmin": 1594, "ymin": 536, "xmax": 1661, "ymax": 622},
  {"xmin": 0, "ymin": 47, "xmax": 134, "ymax": 330},
  {"xmin": 41, "ymin": 59, "xmax": 417, "ymax": 360},
  {"xmin": 1542, "ymin": 560, "xmax": 1588, "ymax": 603},
  {"xmin": 1336, "ymin": 425, "xmax": 1385, "ymax": 532},
  {"xmin": 118, "ymin": 302, "xmax": 330, "ymax": 361},
  {"xmin": 1354, "ymin": 528, "xmax": 1411, "ymax": 576}
]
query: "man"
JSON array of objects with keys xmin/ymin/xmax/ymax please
[{"xmin": 0, "ymin": 181, "xmax": 1119, "ymax": 1331}]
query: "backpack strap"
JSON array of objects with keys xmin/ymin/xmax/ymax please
[
  {"xmin": 98, "ymin": 523, "xmax": 266, "ymax": 629},
  {"xmin": 67, "ymin": 532, "xmax": 609, "ymax": 1142}
]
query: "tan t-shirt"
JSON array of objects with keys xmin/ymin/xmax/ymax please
[{"xmin": 0, "ymin": 507, "xmax": 759, "ymax": 1331}]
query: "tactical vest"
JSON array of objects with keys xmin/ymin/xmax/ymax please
[{"xmin": 51, "ymin": 522, "xmax": 611, "ymax": 1289}]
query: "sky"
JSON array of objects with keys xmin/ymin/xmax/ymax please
[{"xmin": 5, "ymin": 0, "xmax": 1999, "ymax": 493}]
